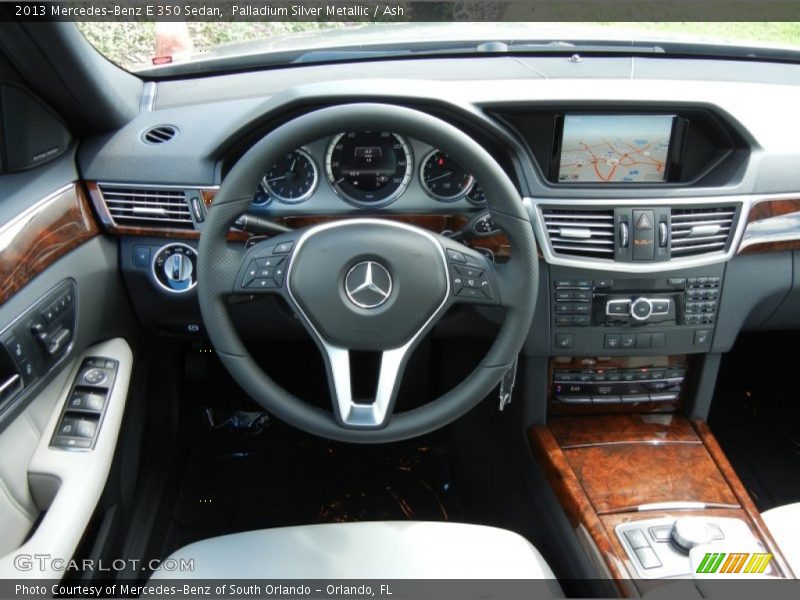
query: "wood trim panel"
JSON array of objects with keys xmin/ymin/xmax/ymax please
[
  {"xmin": 550, "ymin": 414, "xmax": 699, "ymax": 447},
  {"xmin": 530, "ymin": 415, "xmax": 793, "ymax": 587},
  {"xmin": 0, "ymin": 183, "xmax": 100, "ymax": 306},
  {"xmin": 529, "ymin": 426, "xmax": 635, "ymax": 594},
  {"xmin": 738, "ymin": 197, "xmax": 800, "ymax": 255},
  {"xmin": 694, "ymin": 419, "xmax": 795, "ymax": 578},
  {"xmin": 87, "ymin": 182, "xmax": 511, "ymax": 255},
  {"xmin": 275, "ymin": 214, "xmax": 511, "ymax": 258},
  {"xmin": 563, "ymin": 443, "xmax": 738, "ymax": 513}
]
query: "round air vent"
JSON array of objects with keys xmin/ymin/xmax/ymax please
[{"xmin": 141, "ymin": 125, "xmax": 178, "ymax": 144}]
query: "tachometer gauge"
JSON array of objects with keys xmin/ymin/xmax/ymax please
[
  {"xmin": 467, "ymin": 183, "xmax": 487, "ymax": 207},
  {"xmin": 263, "ymin": 148, "xmax": 318, "ymax": 204},
  {"xmin": 325, "ymin": 131, "xmax": 413, "ymax": 207},
  {"xmin": 420, "ymin": 150, "xmax": 474, "ymax": 202}
]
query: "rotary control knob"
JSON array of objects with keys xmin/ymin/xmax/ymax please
[
  {"xmin": 152, "ymin": 243, "xmax": 197, "ymax": 293},
  {"xmin": 671, "ymin": 517, "xmax": 718, "ymax": 552},
  {"xmin": 630, "ymin": 297, "xmax": 653, "ymax": 321}
]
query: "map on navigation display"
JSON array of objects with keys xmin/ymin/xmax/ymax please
[{"xmin": 558, "ymin": 114, "xmax": 674, "ymax": 183}]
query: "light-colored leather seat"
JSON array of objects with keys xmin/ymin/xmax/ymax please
[
  {"xmin": 762, "ymin": 503, "xmax": 800, "ymax": 577},
  {"xmin": 150, "ymin": 521, "xmax": 559, "ymax": 582}
]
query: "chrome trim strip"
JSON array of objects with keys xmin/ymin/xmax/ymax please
[
  {"xmin": 523, "ymin": 194, "xmax": 800, "ymax": 272},
  {"xmin": 140, "ymin": 81, "xmax": 157, "ymax": 113},
  {"xmin": 285, "ymin": 218, "xmax": 450, "ymax": 428},
  {"xmin": 96, "ymin": 181, "xmax": 219, "ymax": 191}
]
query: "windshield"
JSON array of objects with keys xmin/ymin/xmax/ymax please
[{"xmin": 77, "ymin": 22, "xmax": 800, "ymax": 74}]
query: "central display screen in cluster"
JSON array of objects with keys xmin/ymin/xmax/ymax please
[{"xmin": 557, "ymin": 114, "xmax": 676, "ymax": 183}]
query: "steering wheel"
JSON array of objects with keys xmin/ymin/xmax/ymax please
[{"xmin": 197, "ymin": 104, "xmax": 538, "ymax": 443}]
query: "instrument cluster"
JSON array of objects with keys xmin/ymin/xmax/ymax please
[{"xmin": 251, "ymin": 130, "xmax": 488, "ymax": 211}]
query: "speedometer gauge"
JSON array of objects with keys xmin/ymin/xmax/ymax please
[
  {"xmin": 420, "ymin": 150, "xmax": 474, "ymax": 202},
  {"xmin": 325, "ymin": 131, "xmax": 413, "ymax": 207},
  {"xmin": 263, "ymin": 148, "xmax": 318, "ymax": 204}
]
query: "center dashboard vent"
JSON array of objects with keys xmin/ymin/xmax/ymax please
[
  {"xmin": 541, "ymin": 208, "xmax": 615, "ymax": 258},
  {"xmin": 99, "ymin": 185, "xmax": 194, "ymax": 229},
  {"xmin": 670, "ymin": 206, "xmax": 736, "ymax": 257}
]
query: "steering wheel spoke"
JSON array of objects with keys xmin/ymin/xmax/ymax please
[{"xmin": 324, "ymin": 345, "xmax": 411, "ymax": 428}]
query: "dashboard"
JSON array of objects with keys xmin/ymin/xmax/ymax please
[{"xmin": 76, "ymin": 54, "xmax": 800, "ymax": 419}]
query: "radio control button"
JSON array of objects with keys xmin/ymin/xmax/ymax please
[
  {"xmin": 630, "ymin": 298, "xmax": 653, "ymax": 320},
  {"xmin": 650, "ymin": 299, "xmax": 671, "ymax": 315},
  {"xmin": 606, "ymin": 299, "xmax": 630, "ymax": 315}
]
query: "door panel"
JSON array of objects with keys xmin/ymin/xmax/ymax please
[{"xmin": 0, "ymin": 171, "xmax": 136, "ymax": 570}]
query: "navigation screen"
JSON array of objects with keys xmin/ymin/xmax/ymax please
[{"xmin": 558, "ymin": 114, "xmax": 675, "ymax": 183}]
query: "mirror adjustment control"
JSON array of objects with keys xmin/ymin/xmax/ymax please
[{"xmin": 83, "ymin": 368, "xmax": 107, "ymax": 385}]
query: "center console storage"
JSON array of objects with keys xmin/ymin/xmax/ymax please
[{"xmin": 529, "ymin": 415, "xmax": 792, "ymax": 595}]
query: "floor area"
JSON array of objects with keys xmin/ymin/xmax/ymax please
[{"xmin": 710, "ymin": 332, "xmax": 800, "ymax": 511}]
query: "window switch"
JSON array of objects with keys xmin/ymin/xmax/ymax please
[
  {"xmin": 84, "ymin": 394, "xmax": 105, "ymax": 412},
  {"xmin": 76, "ymin": 420, "xmax": 97, "ymax": 439},
  {"xmin": 68, "ymin": 392, "xmax": 86, "ymax": 409},
  {"xmin": 57, "ymin": 418, "xmax": 80, "ymax": 437}
]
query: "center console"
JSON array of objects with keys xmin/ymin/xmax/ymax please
[{"xmin": 529, "ymin": 415, "xmax": 793, "ymax": 595}]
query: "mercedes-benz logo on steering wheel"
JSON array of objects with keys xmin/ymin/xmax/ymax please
[{"xmin": 345, "ymin": 261, "xmax": 393, "ymax": 309}]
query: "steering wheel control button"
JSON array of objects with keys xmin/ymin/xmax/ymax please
[
  {"xmin": 273, "ymin": 241, "xmax": 294, "ymax": 254},
  {"xmin": 446, "ymin": 248, "xmax": 467, "ymax": 263},
  {"xmin": 345, "ymin": 261, "xmax": 393, "ymax": 309},
  {"xmin": 261, "ymin": 256, "xmax": 284, "ymax": 268},
  {"xmin": 242, "ymin": 257, "xmax": 285, "ymax": 290},
  {"xmin": 83, "ymin": 368, "xmax": 108, "ymax": 385}
]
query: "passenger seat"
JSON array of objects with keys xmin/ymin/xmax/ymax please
[{"xmin": 761, "ymin": 503, "xmax": 800, "ymax": 577}]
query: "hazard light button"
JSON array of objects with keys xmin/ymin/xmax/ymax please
[{"xmin": 632, "ymin": 209, "xmax": 655, "ymax": 260}]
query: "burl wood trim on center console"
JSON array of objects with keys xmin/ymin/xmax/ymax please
[{"xmin": 529, "ymin": 414, "xmax": 793, "ymax": 591}]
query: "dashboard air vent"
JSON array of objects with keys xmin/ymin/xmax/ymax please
[
  {"xmin": 541, "ymin": 208, "xmax": 615, "ymax": 258},
  {"xmin": 142, "ymin": 125, "xmax": 178, "ymax": 144},
  {"xmin": 670, "ymin": 206, "xmax": 736, "ymax": 256},
  {"xmin": 99, "ymin": 185, "xmax": 193, "ymax": 228}
]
